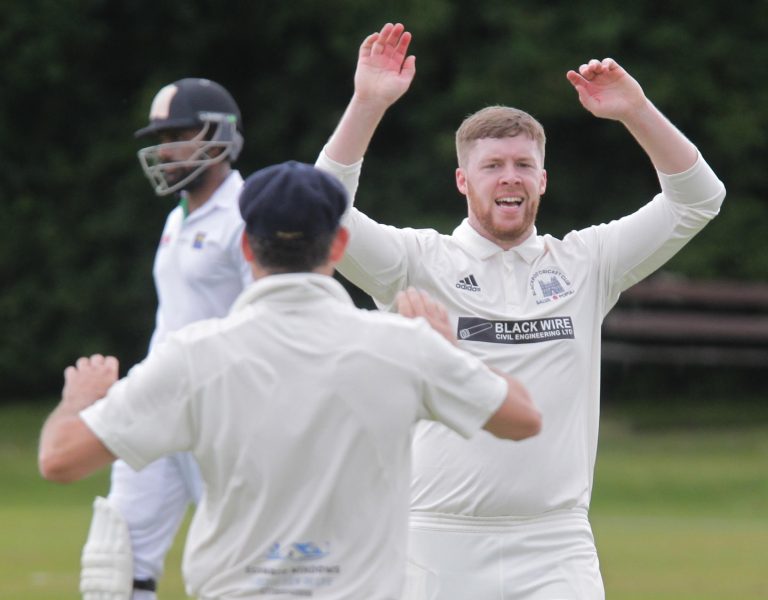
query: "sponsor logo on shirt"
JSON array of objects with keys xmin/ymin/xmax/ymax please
[
  {"xmin": 246, "ymin": 541, "xmax": 340, "ymax": 594},
  {"xmin": 192, "ymin": 231, "xmax": 207, "ymax": 249},
  {"xmin": 457, "ymin": 316, "xmax": 575, "ymax": 344},
  {"xmin": 456, "ymin": 274, "xmax": 481, "ymax": 292},
  {"xmin": 529, "ymin": 268, "xmax": 575, "ymax": 304},
  {"xmin": 265, "ymin": 542, "xmax": 330, "ymax": 561}
]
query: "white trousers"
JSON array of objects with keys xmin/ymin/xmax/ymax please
[
  {"xmin": 108, "ymin": 452, "xmax": 203, "ymax": 582},
  {"xmin": 402, "ymin": 508, "xmax": 604, "ymax": 600}
]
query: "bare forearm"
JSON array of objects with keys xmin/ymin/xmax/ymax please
[
  {"xmin": 40, "ymin": 389, "xmax": 96, "ymax": 461},
  {"xmin": 39, "ymin": 413, "xmax": 79, "ymax": 480},
  {"xmin": 39, "ymin": 404, "xmax": 113, "ymax": 483},
  {"xmin": 620, "ymin": 99, "xmax": 698, "ymax": 175},
  {"xmin": 325, "ymin": 94, "xmax": 390, "ymax": 165},
  {"xmin": 39, "ymin": 356, "xmax": 119, "ymax": 482}
]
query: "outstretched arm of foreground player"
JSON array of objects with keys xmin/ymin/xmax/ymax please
[
  {"xmin": 39, "ymin": 355, "xmax": 118, "ymax": 483},
  {"xmin": 566, "ymin": 58, "xmax": 698, "ymax": 174},
  {"xmin": 324, "ymin": 22, "xmax": 416, "ymax": 166},
  {"xmin": 397, "ymin": 288, "xmax": 541, "ymax": 441}
]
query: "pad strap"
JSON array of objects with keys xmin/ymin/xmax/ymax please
[{"xmin": 133, "ymin": 578, "xmax": 157, "ymax": 592}]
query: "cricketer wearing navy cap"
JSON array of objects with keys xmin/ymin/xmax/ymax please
[
  {"xmin": 41, "ymin": 157, "xmax": 539, "ymax": 600},
  {"xmin": 239, "ymin": 161, "xmax": 349, "ymax": 274}
]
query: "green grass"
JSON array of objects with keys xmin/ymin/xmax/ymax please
[
  {"xmin": 592, "ymin": 411, "xmax": 768, "ymax": 599},
  {"xmin": 2, "ymin": 399, "xmax": 767, "ymax": 599},
  {"xmin": 0, "ymin": 401, "xmax": 192, "ymax": 600}
]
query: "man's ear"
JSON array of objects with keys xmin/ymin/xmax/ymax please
[
  {"xmin": 241, "ymin": 231, "xmax": 255, "ymax": 262},
  {"xmin": 455, "ymin": 167, "xmax": 468, "ymax": 196},
  {"xmin": 329, "ymin": 227, "xmax": 350, "ymax": 263}
]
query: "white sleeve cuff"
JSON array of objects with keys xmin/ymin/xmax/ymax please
[{"xmin": 656, "ymin": 153, "xmax": 725, "ymax": 207}]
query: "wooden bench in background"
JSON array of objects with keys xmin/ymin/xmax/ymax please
[{"xmin": 602, "ymin": 276, "xmax": 768, "ymax": 368}]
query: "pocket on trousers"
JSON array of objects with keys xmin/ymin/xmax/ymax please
[{"xmin": 400, "ymin": 559, "xmax": 438, "ymax": 600}]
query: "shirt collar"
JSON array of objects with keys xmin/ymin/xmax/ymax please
[
  {"xmin": 230, "ymin": 272, "xmax": 355, "ymax": 313},
  {"xmin": 452, "ymin": 219, "xmax": 544, "ymax": 264},
  {"xmin": 183, "ymin": 170, "xmax": 244, "ymax": 222}
]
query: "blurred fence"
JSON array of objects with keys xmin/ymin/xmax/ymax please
[{"xmin": 603, "ymin": 275, "xmax": 768, "ymax": 368}]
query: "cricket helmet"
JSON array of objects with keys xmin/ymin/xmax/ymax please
[{"xmin": 135, "ymin": 78, "xmax": 244, "ymax": 196}]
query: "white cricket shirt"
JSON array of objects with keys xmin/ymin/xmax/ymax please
[
  {"xmin": 317, "ymin": 148, "xmax": 725, "ymax": 518},
  {"xmin": 150, "ymin": 170, "xmax": 251, "ymax": 350},
  {"xmin": 112, "ymin": 169, "xmax": 251, "ymax": 582},
  {"xmin": 81, "ymin": 274, "xmax": 507, "ymax": 599}
]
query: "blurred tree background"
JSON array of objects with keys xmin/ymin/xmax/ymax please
[{"xmin": 1, "ymin": 0, "xmax": 766, "ymax": 398}]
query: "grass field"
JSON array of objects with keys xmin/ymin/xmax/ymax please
[{"xmin": 2, "ymin": 398, "xmax": 767, "ymax": 599}]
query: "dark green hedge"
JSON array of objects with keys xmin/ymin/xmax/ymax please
[{"xmin": 2, "ymin": 0, "xmax": 766, "ymax": 397}]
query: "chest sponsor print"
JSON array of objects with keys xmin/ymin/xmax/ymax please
[
  {"xmin": 529, "ymin": 268, "xmax": 575, "ymax": 305},
  {"xmin": 457, "ymin": 316, "xmax": 575, "ymax": 344}
]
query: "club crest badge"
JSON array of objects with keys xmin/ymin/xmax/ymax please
[
  {"xmin": 192, "ymin": 232, "xmax": 207, "ymax": 249},
  {"xmin": 529, "ymin": 268, "xmax": 575, "ymax": 305}
]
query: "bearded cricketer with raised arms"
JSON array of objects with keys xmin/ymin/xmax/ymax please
[{"xmin": 315, "ymin": 22, "xmax": 725, "ymax": 599}]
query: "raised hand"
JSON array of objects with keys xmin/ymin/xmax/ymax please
[
  {"xmin": 565, "ymin": 58, "xmax": 647, "ymax": 122},
  {"xmin": 62, "ymin": 354, "xmax": 119, "ymax": 409},
  {"xmin": 354, "ymin": 22, "xmax": 416, "ymax": 109}
]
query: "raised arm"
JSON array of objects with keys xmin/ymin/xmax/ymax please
[
  {"xmin": 39, "ymin": 355, "xmax": 119, "ymax": 483},
  {"xmin": 324, "ymin": 22, "xmax": 416, "ymax": 165},
  {"xmin": 566, "ymin": 58, "xmax": 698, "ymax": 174}
]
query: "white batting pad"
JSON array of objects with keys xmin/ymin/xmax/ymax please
[{"xmin": 80, "ymin": 496, "xmax": 134, "ymax": 600}]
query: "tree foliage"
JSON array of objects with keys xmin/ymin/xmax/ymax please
[{"xmin": 1, "ymin": 0, "xmax": 766, "ymax": 396}]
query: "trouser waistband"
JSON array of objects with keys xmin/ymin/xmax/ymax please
[{"xmin": 409, "ymin": 506, "xmax": 589, "ymax": 532}]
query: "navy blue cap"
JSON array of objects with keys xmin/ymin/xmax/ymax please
[{"xmin": 239, "ymin": 161, "xmax": 348, "ymax": 241}]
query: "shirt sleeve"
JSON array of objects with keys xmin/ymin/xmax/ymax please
[
  {"xmin": 80, "ymin": 338, "xmax": 195, "ymax": 471},
  {"xmin": 579, "ymin": 153, "xmax": 725, "ymax": 313},
  {"xmin": 314, "ymin": 147, "xmax": 364, "ymax": 210},
  {"xmin": 315, "ymin": 147, "xmax": 412, "ymax": 304},
  {"xmin": 410, "ymin": 320, "xmax": 508, "ymax": 438}
]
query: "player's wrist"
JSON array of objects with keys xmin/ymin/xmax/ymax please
[{"xmin": 350, "ymin": 90, "xmax": 394, "ymax": 115}]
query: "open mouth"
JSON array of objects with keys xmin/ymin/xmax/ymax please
[{"xmin": 495, "ymin": 196, "xmax": 523, "ymax": 207}]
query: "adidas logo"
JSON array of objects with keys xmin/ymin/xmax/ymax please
[{"xmin": 455, "ymin": 274, "xmax": 481, "ymax": 292}]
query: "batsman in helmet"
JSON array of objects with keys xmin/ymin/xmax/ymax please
[{"xmin": 79, "ymin": 78, "xmax": 252, "ymax": 600}]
